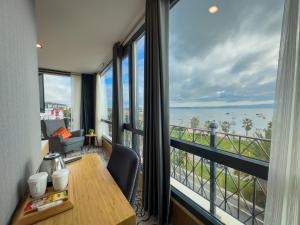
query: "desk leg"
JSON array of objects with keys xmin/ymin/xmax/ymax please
[
  {"xmin": 88, "ymin": 137, "xmax": 91, "ymax": 147},
  {"xmin": 95, "ymin": 137, "xmax": 99, "ymax": 147}
]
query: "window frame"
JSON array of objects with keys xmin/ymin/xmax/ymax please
[
  {"xmin": 38, "ymin": 68, "xmax": 71, "ymax": 113},
  {"xmin": 39, "ymin": 69, "xmax": 72, "ymax": 130}
]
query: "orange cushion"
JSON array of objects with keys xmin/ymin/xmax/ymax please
[{"xmin": 51, "ymin": 127, "xmax": 72, "ymax": 140}]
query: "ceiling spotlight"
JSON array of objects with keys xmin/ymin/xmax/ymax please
[
  {"xmin": 36, "ymin": 43, "xmax": 42, "ymax": 48},
  {"xmin": 208, "ymin": 5, "xmax": 219, "ymax": 14}
]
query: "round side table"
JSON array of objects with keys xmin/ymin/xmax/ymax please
[{"xmin": 85, "ymin": 134, "xmax": 99, "ymax": 150}]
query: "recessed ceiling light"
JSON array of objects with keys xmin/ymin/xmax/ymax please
[
  {"xmin": 36, "ymin": 43, "xmax": 42, "ymax": 48},
  {"xmin": 208, "ymin": 5, "xmax": 219, "ymax": 14}
]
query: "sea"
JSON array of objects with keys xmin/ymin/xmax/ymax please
[{"xmin": 170, "ymin": 106, "xmax": 273, "ymax": 136}]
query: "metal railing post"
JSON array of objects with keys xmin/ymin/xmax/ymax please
[
  {"xmin": 209, "ymin": 121, "xmax": 218, "ymax": 216},
  {"xmin": 238, "ymin": 171, "xmax": 240, "ymax": 219},
  {"xmin": 192, "ymin": 128, "xmax": 195, "ymax": 142},
  {"xmin": 225, "ymin": 166, "xmax": 228, "ymax": 211},
  {"xmin": 192, "ymin": 155, "xmax": 195, "ymax": 191},
  {"xmin": 185, "ymin": 152, "xmax": 188, "ymax": 186},
  {"xmin": 252, "ymin": 177, "xmax": 257, "ymax": 225},
  {"xmin": 201, "ymin": 158, "xmax": 204, "ymax": 195}
]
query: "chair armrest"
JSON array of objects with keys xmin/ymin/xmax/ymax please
[
  {"xmin": 49, "ymin": 135, "xmax": 63, "ymax": 142},
  {"xmin": 48, "ymin": 135, "xmax": 64, "ymax": 153},
  {"xmin": 71, "ymin": 129, "xmax": 84, "ymax": 137}
]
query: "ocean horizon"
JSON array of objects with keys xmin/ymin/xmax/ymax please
[
  {"xmin": 170, "ymin": 106, "xmax": 273, "ymax": 136},
  {"xmin": 170, "ymin": 104, "xmax": 273, "ymax": 110}
]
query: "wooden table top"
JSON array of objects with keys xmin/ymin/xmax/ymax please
[
  {"xmin": 85, "ymin": 134, "xmax": 97, "ymax": 137},
  {"xmin": 35, "ymin": 153, "xmax": 136, "ymax": 225}
]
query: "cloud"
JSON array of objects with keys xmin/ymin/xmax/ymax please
[
  {"xmin": 44, "ymin": 74, "xmax": 71, "ymax": 106},
  {"xmin": 169, "ymin": 0, "xmax": 284, "ymax": 108}
]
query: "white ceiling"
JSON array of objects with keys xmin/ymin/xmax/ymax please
[{"xmin": 35, "ymin": 0, "xmax": 145, "ymax": 73}]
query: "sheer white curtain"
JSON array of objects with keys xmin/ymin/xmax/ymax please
[
  {"xmin": 95, "ymin": 74, "xmax": 103, "ymax": 145},
  {"xmin": 71, "ymin": 74, "xmax": 81, "ymax": 131},
  {"xmin": 265, "ymin": 0, "xmax": 300, "ymax": 224}
]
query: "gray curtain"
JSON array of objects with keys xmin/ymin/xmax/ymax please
[
  {"xmin": 81, "ymin": 74, "xmax": 96, "ymax": 135},
  {"xmin": 112, "ymin": 42, "xmax": 123, "ymax": 145},
  {"xmin": 142, "ymin": 0, "xmax": 170, "ymax": 224}
]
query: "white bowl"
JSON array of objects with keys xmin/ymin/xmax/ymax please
[
  {"xmin": 52, "ymin": 169, "xmax": 69, "ymax": 191},
  {"xmin": 28, "ymin": 172, "xmax": 48, "ymax": 198}
]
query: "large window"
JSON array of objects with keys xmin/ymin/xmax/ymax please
[
  {"xmin": 40, "ymin": 74, "xmax": 72, "ymax": 129},
  {"xmin": 135, "ymin": 36, "xmax": 145, "ymax": 130},
  {"xmin": 102, "ymin": 0, "xmax": 284, "ymax": 223},
  {"xmin": 100, "ymin": 66, "xmax": 113, "ymax": 140},
  {"xmin": 169, "ymin": 0, "xmax": 284, "ymax": 224},
  {"xmin": 121, "ymin": 33, "xmax": 145, "ymax": 154},
  {"xmin": 169, "ymin": 0, "xmax": 284, "ymax": 160},
  {"xmin": 122, "ymin": 56, "xmax": 130, "ymax": 124}
]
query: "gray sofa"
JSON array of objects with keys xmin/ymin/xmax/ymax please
[{"xmin": 41, "ymin": 120, "xmax": 85, "ymax": 156}]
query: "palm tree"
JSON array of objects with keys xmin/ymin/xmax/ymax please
[
  {"xmin": 242, "ymin": 118, "xmax": 253, "ymax": 136},
  {"xmin": 204, "ymin": 120, "xmax": 211, "ymax": 130},
  {"xmin": 220, "ymin": 121, "xmax": 231, "ymax": 133},
  {"xmin": 254, "ymin": 121, "xmax": 272, "ymax": 160},
  {"xmin": 190, "ymin": 116, "xmax": 200, "ymax": 129}
]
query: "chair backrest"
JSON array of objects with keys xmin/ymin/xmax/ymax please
[
  {"xmin": 107, "ymin": 144, "xmax": 139, "ymax": 205},
  {"xmin": 41, "ymin": 120, "xmax": 66, "ymax": 138}
]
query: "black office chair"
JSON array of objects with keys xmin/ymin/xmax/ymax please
[{"xmin": 107, "ymin": 144, "xmax": 140, "ymax": 205}]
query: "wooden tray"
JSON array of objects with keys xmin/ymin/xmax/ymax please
[{"xmin": 12, "ymin": 175, "xmax": 74, "ymax": 225}]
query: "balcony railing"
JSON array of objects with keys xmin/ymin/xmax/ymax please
[
  {"xmin": 169, "ymin": 123, "xmax": 269, "ymax": 225},
  {"xmin": 121, "ymin": 122, "xmax": 269, "ymax": 224},
  {"xmin": 170, "ymin": 125, "xmax": 271, "ymax": 162}
]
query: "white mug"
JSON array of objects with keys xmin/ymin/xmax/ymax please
[
  {"xmin": 52, "ymin": 169, "xmax": 69, "ymax": 191},
  {"xmin": 28, "ymin": 172, "xmax": 48, "ymax": 198}
]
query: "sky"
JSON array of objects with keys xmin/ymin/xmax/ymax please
[
  {"xmin": 122, "ymin": 36, "xmax": 144, "ymax": 109},
  {"xmin": 169, "ymin": 0, "xmax": 284, "ymax": 108},
  {"xmin": 44, "ymin": 74, "xmax": 71, "ymax": 106},
  {"xmin": 101, "ymin": 67, "xmax": 113, "ymax": 111},
  {"xmin": 45, "ymin": 0, "xmax": 285, "ymax": 111}
]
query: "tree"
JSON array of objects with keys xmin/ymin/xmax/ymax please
[
  {"xmin": 204, "ymin": 120, "xmax": 211, "ymax": 130},
  {"xmin": 63, "ymin": 108, "xmax": 71, "ymax": 118},
  {"xmin": 242, "ymin": 118, "xmax": 253, "ymax": 136},
  {"xmin": 220, "ymin": 121, "xmax": 231, "ymax": 133},
  {"xmin": 254, "ymin": 121, "xmax": 272, "ymax": 161},
  {"xmin": 265, "ymin": 121, "xmax": 272, "ymax": 138},
  {"xmin": 190, "ymin": 116, "xmax": 200, "ymax": 129},
  {"xmin": 176, "ymin": 150, "xmax": 186, "ymax": 166}
]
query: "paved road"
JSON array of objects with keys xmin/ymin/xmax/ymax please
[{"xmin": 172, "ymin": 167, "xmax": 264, "ymax": 225}]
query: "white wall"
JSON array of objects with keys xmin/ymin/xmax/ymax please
[{"xmin": 0, "ymin": 0, "xmax": 41, "ymax": 224}]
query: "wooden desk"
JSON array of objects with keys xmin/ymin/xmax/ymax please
[{"xmin": 26, "ymin": 153, "xmax": 135, "ymax": 225}]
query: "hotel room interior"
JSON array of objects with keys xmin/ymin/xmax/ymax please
[{"xmin": 0, "ymin": 0, "xmax": 299, "ymax": 225}]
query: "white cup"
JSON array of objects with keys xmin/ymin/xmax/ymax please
[
  {"xmin": 52, "ymin": 169, "xmax": 69, "ymax": 191},
  {"xmin": 28, "ymin": 172, "xmax": 48, "ymax": 198}
]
